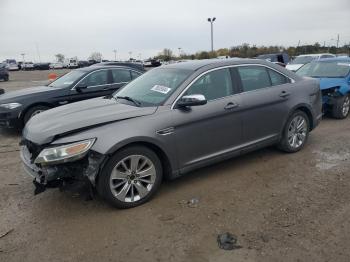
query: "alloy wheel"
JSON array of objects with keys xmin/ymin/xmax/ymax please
[
  {"xmin": 342, "ymin": 96, "xmax": 350, "ymax": 117},
  {"xmin": 287, "ymin": 115, "xmax": 308, "ymax": 149},
  {"xmin": 109, "ymin": 155, "xmax": 156, "ymax": 203}
]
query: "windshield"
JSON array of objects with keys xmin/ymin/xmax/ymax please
[
  {"xmin": 114, "ymin": 68, "xmax": 192, "ymax": 106},
  {"xmin": 48, "ymin": 70, "xmax": 86, "ymax": 88},
  {"xmin": 296, "ymin": 61, "xmax": 350, "ymax": 78},
  {"xmin": 290, "ymin": 56, "xmax": 316, "ymax": 64}
]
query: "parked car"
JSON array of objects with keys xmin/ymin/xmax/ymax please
[
  {"xmin": 256, "ymin": 53, "xmax": 290, "ymax": 67},
  {"xmin": 20, "ymin": 59, "xmax": 322, "ymax": 208},
  {"xmin": 0, "ymin": 63, "xmax": 9, "ymax": 81},
  {"xmin": 4, "ymin": 59, "xmax": 19, "ymax": 71},
  {"xmin": 22, "ymin": 62, "xmax": 35, "ymax": 70},
  {"xmin": 286, "ymin": 53, "xmax": 335, "ymax": 71},
  {"xmin": 0, "ymin": 65, "xmax": 144, "ymax": 128},
  {"xmin": 296, "ymin": 57, "xmax": 350, "ymax": 119},
  {"xmin": 34, "ymin": 63, "xmax": 50, "ymax": 70},
  {"xmin": 78, "ymin": 60, "xmax": 89, "ymax": 68},
  {"xmin": 49, "ymin": 62, "xmax": 65, "ymax": 69},
  {"xmin": 68, "ymin": 58, "xmax": 79, "ymax": 69}
]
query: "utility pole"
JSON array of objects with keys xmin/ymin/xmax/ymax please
[
  {"xmin": 207, "ymin": 17, "xmax": 216, "ymax": 53},
  {"xmin": 129, "ymin": 51, "xmax": 132, "ymax": 60},
  {"xmin": 113, "ymin": 50, "xmax": 117, "ymax": 61},
  {"xmin": 336, "ymin": 34, "xmax": 340, "ymax": 49},
  {"xmin": 21, "ymin": 53, "xmax": 25, "ymax": 63},
  {"xmin": 178, "ymin": 47, "xmax": 182, "ymax": 58}
]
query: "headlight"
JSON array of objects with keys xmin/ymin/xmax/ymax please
[
  {"xmin": 34, "ymin": 138, "xmax": 96, "ymax": 165},
  {"xmin": 0, "ymin": 103, "xmax": 22, "ymax": 109}
]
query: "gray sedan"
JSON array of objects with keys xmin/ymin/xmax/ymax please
[{"xmin": 21, "ymin": 59, "xmax": 322, "ymax": 208}]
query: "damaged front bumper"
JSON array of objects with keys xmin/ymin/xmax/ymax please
[{"xmin": 20, "ymin": 145, "xmax": 107, "ymax": 194}]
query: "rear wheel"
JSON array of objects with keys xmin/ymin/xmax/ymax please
[
  {"xmin": 331, "ymin": 95, "xmax": 350, "ymax": 119},
  {"xmin": 23, "ymin": 105, "xmax": 50, "ymax": 124},
  {"xmin": 97, "ymin": 146, "xmax": 163, "ymax": 209},
  {"xmin": 278, "ymin": 110, "xmax": 309, "ymax": 153},
  {"xmin": 4, "ymin": 75, "xmax": 9, "ymax": 81}
]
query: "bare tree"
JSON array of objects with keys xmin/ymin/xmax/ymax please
[
  {"xmin": 55, "ymin": 54, "xmax": 65, "ymax": 63},
  {"xmin": 89, "ymin": 52, "xmax": 103, "ymax": 62}
]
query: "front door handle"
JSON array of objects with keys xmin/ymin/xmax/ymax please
[
  {"xmin": 279, "ymin": 91, "xmax": 290, "ymax": 98},
  {"xmin": 224, "ymin": 102, "xmax": 239, "ymax": 110}
]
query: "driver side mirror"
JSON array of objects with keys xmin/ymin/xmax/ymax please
[
  {"xmin": 176, "ymin": 94, "xmax": 207, "ymax": 108},
  {"xmin": 75, "ymin": 83, "xmax": 87, "ymax": 92}
]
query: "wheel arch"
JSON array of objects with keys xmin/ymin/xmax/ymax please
[
  {"xmin": 20, "ymin": 102, "xmax": 54, "ymax": 122},
  {"xmin": 106, "ymin": 140, "xmax": 174, "ymax": 180},
  {"xmin": 282, "ymin": 104, "xmax": 314, "ymax": 134}
]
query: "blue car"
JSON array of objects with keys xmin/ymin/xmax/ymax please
[{"xmin": 296, "ymin": 57, "xmax": 350, "ymax": 119}]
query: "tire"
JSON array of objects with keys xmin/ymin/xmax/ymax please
[
  {"xmin": 278, "ymin": 110, "xmax": 310, "ymax": 153},
  {"xmin": 4, "ymin": 75, "xmax": 9, "ymax": 81},
  {"xmin": 23, "ymin": 105, "xmax": 50, "ymax": 124},
  {"xmin": 97, "ymin": 146, "xmax": 163, "ymax": 209},
  {"xmin": 331, "ymin": 95, "xmax": 350, "ymax": 119}
]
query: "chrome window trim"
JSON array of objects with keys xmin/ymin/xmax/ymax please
[
  {"xmin": 171, "ymin": 64, "xmax": 295, "ymax": 109},
  {"xmin": 71, "ymin": 68, "xmax": 142, "ymax": 90}
]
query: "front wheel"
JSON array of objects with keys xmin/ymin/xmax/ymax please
[
  {"xmin": 97, "ymin": 146, "xmax": 163, "ymax": 209},
  {"xmin": 278, "ymin": 110, "xmax": 310, "ymax": 153},
  {"xmin": 332, "ymin": 95, "xmax": 350, "ymax": 119},
  {"xmin": 23, "ymin": 105, "xmax": 50, "ymax": 124}
]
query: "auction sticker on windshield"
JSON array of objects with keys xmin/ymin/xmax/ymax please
[{"xmin": 151, "ymin": 85, "xmax": 171, "ymax": 94}]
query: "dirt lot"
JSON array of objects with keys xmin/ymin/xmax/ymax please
[{"xmin": 0, "ymin": 70, "xmax": 350, "ymax": 262}]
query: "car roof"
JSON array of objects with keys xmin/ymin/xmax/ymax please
[
  {"xmin": 297, "ymin": 53, "xmax": 335, "ymax": 57},
  {"xmin": 160, "ymin": 58, "xmax": 273, "ymax": 71},
  {"xmin": 77, "ymin": 65, "xmax": 144, "ymax": 73},
  {"xmin": 316, "ymin": 57, "xmax": 350, "ymax": 62}
]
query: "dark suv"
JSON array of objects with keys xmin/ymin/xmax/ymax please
[
  {"xmin": 0, "ymin": 63, "xmax": 9, "ymax": 81},
  {"xmin": 0, "ymin": 65, "xmax": 144, "ymax": 128}
]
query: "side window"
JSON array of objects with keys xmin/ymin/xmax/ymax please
[
  {"xmin": 81, "ymin": 70, "xmax": 108, "ymax": 87},
  {"xmin": 237, "ymin": 66, "xmax": 271, "ymax": 92},
  {"xmin": 131, "ymin": 71, "xmax": 141, "ymax": 80},
  {"xmin": 112, "ymin": 69, "xmax": 131, "ymax": 83},
  {"xmin": 268, "ymin": 69, "xmax": 290, "ymax": 86},
  {"xmin": 184, "ymin": 68, "xmax": 233, "ymax": 101}
]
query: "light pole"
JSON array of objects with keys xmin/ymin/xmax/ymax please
[
  {"xmin": 113, "ymin": 50, "xmax": 117, "ymax": 61},
  {"xmin": 129, "ymin": 51, "xmax": 132, "ymax": 60},
  {"xmin": 207, "ymin": 17, "xmax": 216, "ymax": 52}
]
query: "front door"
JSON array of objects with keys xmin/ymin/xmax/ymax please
[
  {"xmin": 172, "ymin": 68, "xmax": 243, "ymax": 169},
  {"xmin": 69, "ymin": 69, "xmax": 111, "ymax": 103}
]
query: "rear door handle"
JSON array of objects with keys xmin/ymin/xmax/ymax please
[
  {"xmin": 224, "ymin": 102, "xmax": 239, "ymax": 110},
  {"xmin": 279, "ymin": 91, "xmax": 290, "ymax": 98}
]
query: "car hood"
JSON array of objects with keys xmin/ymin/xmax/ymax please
[
  {"xmin": 0, "ymin": 86, "xmax": 54, "ymax": 102},
  {"xmin": 286, "ymin": 64, "xmax": 303, "ymax": 71},
  {"xmin": 23, "ymin": 97, "xmax": 157, "ymax": 145},
  {"xmin": 319, "ymin": 77, "xmax": 348, "ymax": 90}
]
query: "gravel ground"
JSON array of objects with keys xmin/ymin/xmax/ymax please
[{"xmin": 0, "ymin": 70, "xmax": 349, "ymax": 262}]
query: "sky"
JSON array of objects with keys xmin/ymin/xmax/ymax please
[{"xmin": 0, "ymin": 0, "xmax": 349, "ymax": 62}]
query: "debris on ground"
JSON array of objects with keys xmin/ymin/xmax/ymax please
[
  {"xmin": 0, "ymin": 229, "xmax": 14, "ymax": 239},
  {"xmin": 187, "ymin": 198, "xmax": 199, "ymax": 208},
  {"xmin": 217, "ymin": 232, "xmax": 242, "ymax": 250}
]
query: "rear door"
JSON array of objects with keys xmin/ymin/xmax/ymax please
[
  {"xmin": 234, "ymin": 65, "xmax": 293, "ymax": 144},
  {"xmin": 172, "ymin": 68, "xmax": 243, "ymax": 169}
]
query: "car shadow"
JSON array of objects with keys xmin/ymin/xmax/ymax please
[{"xmin": 0, "ymin": 127, "xmax": 22, "ymax": 138}]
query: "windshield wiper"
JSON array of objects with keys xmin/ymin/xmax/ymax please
[{"xmin": 116, "ymin": 96, "xmax": 141, "ymax": 107}]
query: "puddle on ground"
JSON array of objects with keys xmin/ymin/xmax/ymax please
[{"xmin": 313, "ymin": 150, "xmax": 350, "ymax": 171}]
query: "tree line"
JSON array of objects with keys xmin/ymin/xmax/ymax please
[{"xmin": 155, "ymin": 43, "xmax": 350, "ymax": 61}]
